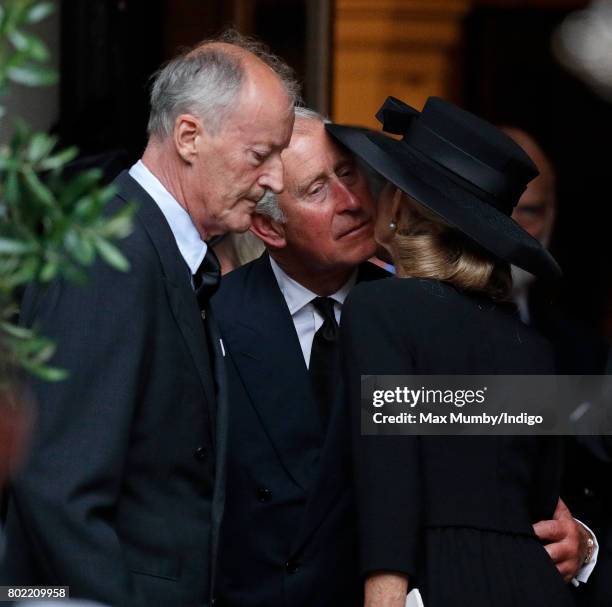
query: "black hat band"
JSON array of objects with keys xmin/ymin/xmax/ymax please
[
  {"xmin": 403, "ymin": 123, "xmax": 525, "ymax": 215},
  {"xmin": 375, "ymin": 97, "xmax": 526, "ymax": 215}
]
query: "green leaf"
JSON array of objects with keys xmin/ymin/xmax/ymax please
[
  {"xmin": 39, "ymin": 259, "xmax": 58, "ymax": 282},
  {"xmin": 0, "ymin": 237, "xmax": 36, "ymax": 255},
  {"xmin": 71, "ymin": 195, "xmax": 96, "ymax": 219},
  {"xmin": 7, "ymin": 62, "xmax": 57, "ymax": 86},
  {"xmin": 26, "ymin": 131, "xmax": 56, "ymax": 163},
  {"xmin": 99, "ymin": 211, "xmax": 134, "ymax": 239},
  {"xmin": 93, "ymin": 238, "xmax": 130, "ymax": 272},
  {"xmin": 21, "ymin": 166, "xmax": 56, "ymax": 207},
  {"xmin": 38, "ymin": 145, "xmax": 78, "ymax": 171},
  {"xmin": 3, "ymin": 255, "xmax": 40, "ymax": 288},
  {"xmin": 28, "ymin": 364, "xmax": 68, "ymax": 382},
  {"xmin": 59, "ymin": 168, "xmax": 103, "ymax": 206},
  {"xmin": 3, "ymin": 167, "xmax": 19, "ymax": 206},
  {"xmin": 25, "ymin": 2, "xmax": 55, "ymax": 24},
  {"xmin": 0, "ymin": 321, "xmax": 34, "ymax": 339},
  {"xmin": 8, "ymin": 28, "xmax": 50, "ymax": 62},
  {"xmin": 0, "ymin": 319, "xmax": 69, "ymax": 382},
  {"xmin": 96, "ymin": 183, "xmax": 118, "ymax": 204},
  {"xmin": 10, "ymin": 118, "xmax": 30, "ymax": 148},
  {"xmin": 0, "ymin": 148, "xmax": 14, "ymax": 170},
  {"xmin": 0, "ymin": 255, "xmax": 22, "ymax": 276},
  {"xmin": 28, "ymin": 340, "xmax": 56, "ymax": 363},
  {"xmin": 64, "ymin": 230, "xmax": 95, "ymax": 265}
]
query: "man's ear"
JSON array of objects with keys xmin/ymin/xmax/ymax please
[
  {"xmin": 250, "ymin": 213, "xmax": 287, "ymax": 249},
  {"xmin": 174, "ymin": 114, "xmax": 201, "ymax": 162}
]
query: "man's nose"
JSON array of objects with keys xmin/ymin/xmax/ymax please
[
  {"xmin": 335, "ymin": 180, "xmax": 361, "ymax": 212},
  {"xmin": 259, "ymin": 155, "xmax": 284, "ymax": 194}
]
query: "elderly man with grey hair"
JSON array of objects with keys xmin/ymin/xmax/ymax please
[
  {"xmin": 0, "ymin": 31, "xmax": 296, "ymax": 607},
  {"xmin": 211, "ymin": 106, "xmax": 384, "ymax": 607}
]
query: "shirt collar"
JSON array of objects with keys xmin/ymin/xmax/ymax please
[
  {"xmin": 268, "ymin": 255, "xmax": 357, "ymax": 315},
  {"xmin": 129, "ymin": 160, "xmax": 207, "ymax": 274}
]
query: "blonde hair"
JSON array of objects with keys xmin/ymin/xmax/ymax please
[{"xmin": 390, "ymin": 193, "xmax": 512, "ymax": 301}]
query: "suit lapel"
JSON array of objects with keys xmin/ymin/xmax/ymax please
[
  {"xmin": 206, "ymin": 307, "xmax": 228, "ymax": 596},
  {"xmin": 221, "ymin": 254, "xmax": 322, "ymax": 491},
  {"xmin": 114, "ymin": 172, "xmax": 218, "ymax": 431}
]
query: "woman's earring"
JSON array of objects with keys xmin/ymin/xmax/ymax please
[{"xmin": 389, "ymin": 221, "xmax": 397, "ymax": 231}]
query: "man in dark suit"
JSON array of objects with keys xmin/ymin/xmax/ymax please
[
  {"xmin": 0, "ymin": 33, "xmax": 296, "ymax": 607},
  {"xmin": 212, "ymin": 107, "xmax": 384, "ymax": 607}
]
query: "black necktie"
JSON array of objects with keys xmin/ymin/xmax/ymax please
[
  {"xmin": 193, "ymin": 246, "xmax": 221, "ymax": 310},
  {"xmin": 309, "ymin": 297, "xmax": 340, "ymax": 430}
]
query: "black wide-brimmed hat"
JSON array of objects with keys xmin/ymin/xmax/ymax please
[{"xmin": 326, "ymin": 96, "xmax": 561, "ymax": 280}]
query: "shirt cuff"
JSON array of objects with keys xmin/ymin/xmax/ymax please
[{"xmin": 571, "ymin": 518, "xmax": 599, "ymax": 586}]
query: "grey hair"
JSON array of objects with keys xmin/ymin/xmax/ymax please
[
  {"xmin": 147, "ymin": 29, "xmax": 300, "ymax": 139},
  {"xmin": 293, "ymin": 105, "xmax": 330, "ymax": 125},
  {"xmin": 255, "ymin": 105, "xmax": 329, "ymax": 223}
]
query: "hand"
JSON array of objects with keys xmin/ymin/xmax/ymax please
[
  {"xmin": 364, "ymin": 572, "xmax": 408, "ymax": 607},
  {"xmin": 533, "ymin": 498, "xmax": 591, "ymax": 582}
]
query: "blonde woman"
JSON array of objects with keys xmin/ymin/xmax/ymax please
[{"xmin": 328, "ymin": 97, "xmax": 578, "ymax": 607}]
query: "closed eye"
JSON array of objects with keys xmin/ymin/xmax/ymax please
[{"xmin": 251, "ymin": 149, "xmax": 271, "ymax": 165}]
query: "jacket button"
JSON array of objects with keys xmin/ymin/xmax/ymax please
[
  {"xmin": 194, "ymin": 446, "xmax": 207, "ymax": 461},
  {"xmin": 285, "ymin": 560, "xmax": 300, "ymax": 574},
  {"xmin": 257, "ymin": 487, "xmax": 272, "ymax": 502}
]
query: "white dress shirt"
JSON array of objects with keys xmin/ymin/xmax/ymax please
[
  {"xmin": 129, "ymin": 160, "xmax": 207, "ymax": 276},
  {"xmin": 268, "ymin": 256, "xmax": 356, "ymax": 368}
]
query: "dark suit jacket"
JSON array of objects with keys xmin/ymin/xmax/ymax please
[
  {"xmin": 211, "ymin": 253, "xmax": 387, "ymax": 607},
  {"xmin": 0, "ymin": 172, "xmax": 228, "ymax": 607},
  {"xmin": 341, "ymin": 277, "xmax": 562, "ymax": 580}
]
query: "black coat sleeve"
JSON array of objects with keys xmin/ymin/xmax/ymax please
[
  {"xmin": 2, "ymin": 229, "xmax": 157, "ymax": 606},
  {"xmin": 340, "ymin": 280, "xmax": 421, "ymax": 580}
]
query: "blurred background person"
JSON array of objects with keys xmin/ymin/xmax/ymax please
[
  {"xmin": 213, "ymin": 231, "xmax": 265, "ymax": 275},
  {"xmin": 504, "ymin": 126, "xmax": 608, "ymax": 373}
]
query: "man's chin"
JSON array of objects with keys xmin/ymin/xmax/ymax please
[
  {"xmin": 228, "ymin": 221, "xmax": 253, "ymax": 236},
  {"xmin": 233, "ymin": 219, "xmax": 254, "ymax": 234},
  {"xmin": 222, "ymin": 208, "xmax": 256, "ymax": 235}
]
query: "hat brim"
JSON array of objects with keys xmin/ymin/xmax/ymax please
[{"xmin": 326, "ymin": 123, "xmax": 561, "ymax": 281}]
